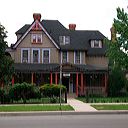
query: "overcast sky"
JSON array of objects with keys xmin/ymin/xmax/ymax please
[{"xmin": 0, "ymin": 0, "xmax": 127, "ymax": 46}]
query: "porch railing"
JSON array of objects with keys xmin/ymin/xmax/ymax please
[{"xmin": 85, "ymin": 86, "xmax": 105, "ymax": 96}]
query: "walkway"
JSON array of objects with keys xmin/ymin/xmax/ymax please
[{"xmin": 67, "ymin": 98, "xmax": 97, "ymax": 112}]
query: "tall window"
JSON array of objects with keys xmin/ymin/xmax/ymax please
[
  {"xmin": 61, "ymin": 51, "xmax": 68, "ymax": 63},
  {"xmin": 21, "ymin": 48, "xmax": 30, "ymax": 63},
  {"xmin": 59, "ymin": 36, "xmax": 70, "ymax": 45},
  {"xmin": 42, "ymin": 49, "xmax": 50, "ymax": 63},
  {"xmin": 31, "ymin": 34, "xmax": 42, "ymax": 43},
  {"xmin": 32, "ymin": 49, "xmax": 40, "ymax": 63},
  {"xmin": 91, "ymin": 40, "xmax": 102, "ymax": 48},
  {"xmin": 74, "ymin": 51, "xmax": 81, "ymax": 64}
]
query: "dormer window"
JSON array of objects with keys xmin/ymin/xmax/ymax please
[
  {"xmin": 31, "ymin": 34, "xmax": 42, "ymax": 43},
  {"xmin": 91, "ymin": 40, "xmax": 102, "ymax": 48},
  {"xmin": 59, "ymin": 36, "xmax": 70, "ymax": 45}
]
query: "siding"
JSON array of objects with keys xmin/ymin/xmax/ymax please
[{"xmin": 86, "ymin": 56, "xmax": 108, "ymax": 67}]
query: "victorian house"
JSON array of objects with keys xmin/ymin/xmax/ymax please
[{"xmin": 7, "ymin": 13, "xmax": 108, "ymax": 96}]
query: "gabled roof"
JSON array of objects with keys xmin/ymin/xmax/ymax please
[
  {"xmin": 13, "ymin": 20, "xmax": 59, "ymax": 49},
  {"xmin": 14, "ymin": 19, "xmax": 107, "ymax": 55},
  {"xmin": 15, "ymin": 24, "xmax": 30, "ymax": 35}
]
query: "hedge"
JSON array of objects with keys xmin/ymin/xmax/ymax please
[
  {"xmin": 9, "ymin": 82, "xmax": 41, "ymax": 103},
  {"xmin": 40, "ymin": 84, "xmax": 66, "ymax": 98}
]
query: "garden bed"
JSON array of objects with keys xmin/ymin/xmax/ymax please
[
  {"xmin": 91, "ymin": 104, "xmax": 128, "ymax": 110},
  {"xmin": 76, "ymin": 97, "xmax": 128, "ymax": 103}
]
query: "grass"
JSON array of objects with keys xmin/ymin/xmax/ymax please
[
  {"xmin": 0, "ymin": 105, "xmax": 74, "ymax": 112},
  {"xmin": 91, "ymin": 104, "xmax": 128, "ymax": 110}
]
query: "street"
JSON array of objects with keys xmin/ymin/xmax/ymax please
[{"xmin": 0, "ymin": 114, "xmax": 128, "ymax": 128}]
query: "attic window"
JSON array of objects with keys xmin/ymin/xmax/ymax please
[
  {"xmin": 59, "ymin": 36, "xmax": 70, "ymax": 45},
  {"xmin": 91, "ymin": 40, "xmax": 102, "ymax": 48},
  {"xmin": 31, "ymin": 34, "xmax": 42, "ymax": 43}
]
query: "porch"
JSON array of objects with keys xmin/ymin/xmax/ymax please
[{"xmin": 12, "ymin": 63, "xmax": 108, "ymax": 97}]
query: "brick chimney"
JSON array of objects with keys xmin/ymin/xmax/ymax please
[
  {"xmin": 69, "ymin": 24, "xmax": 76, "ymax": 30},
  {"xmin": 33, "ymin": 13, "xmax": 41, "ymax": 21},
  {"xmin": 110, "ymin": 24, "xmax": 116, "ymax": 42}
]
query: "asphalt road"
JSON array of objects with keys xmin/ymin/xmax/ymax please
[{"xmin": 0, "ymin": 114, "xmax": 128, "ymax": 128}]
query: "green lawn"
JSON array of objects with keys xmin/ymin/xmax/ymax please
[
  {"xmin": 91, "ymin": 104, "xmax": 128, "ymax": 110},
  {"xmin": 0, "ymin": 105, "xmax": 74, "ymax": 112}
]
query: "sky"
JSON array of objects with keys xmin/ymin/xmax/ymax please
[{"xmin": 0, "ymin": 0, "xmax": 127, "ymax": 46}]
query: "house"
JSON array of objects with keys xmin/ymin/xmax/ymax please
[{"xmin": 6, "ymin": 13, "xmax": 108, "ymax": 96}]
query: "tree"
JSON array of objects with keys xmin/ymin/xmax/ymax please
[
  {"xmin": 108, "ymin": 66, "xmax": 126, "ymax": 96},
  {"xmin": 0, "ymin": 23, "xmax": 14, "ymax": 86},
  {"xmin": 106, "ymin": 7, "xmax": 128, "ymax": 96},
  {"xmin": 0, "ymin": 24, "xmax": 7, "ymax": 58},
  {"xmin": 106, "ymin": 7, "xmax": 128, "ymax": 69}
]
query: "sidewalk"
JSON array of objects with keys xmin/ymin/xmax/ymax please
[{"xmin": 67, "ymin": 98, "xmax": 97, "ymax": 112}]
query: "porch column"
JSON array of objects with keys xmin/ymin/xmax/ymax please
[
  {"xmin": 55, "ymin": 73, "xmax": 58, "ymax": 85},
  {"xmin": 83, "ymin": 74, "xmax": 86, "ymax": 95},
  {"xmin": 76, "ymin": 73, "xmax": 78, "ymax": 96},
  {"xmin": 104, "ymin": 73, "xmax": 108, "ymax": 96},
  {"xmin": 81, "ymin": 73, "xmax": 84, "ymax": 95},
  {"xmin": 12, "ymin": 76, "xmax": 15, "ymax": 85},
  {"xmin": 50, "ymin": 73, "xmax": 53, "ymax": 85},
  {"xmin": 31, "ymin": 72, "xmax": 34, "ymax": 84}
]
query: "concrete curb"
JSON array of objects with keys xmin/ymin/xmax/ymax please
[{"xmin": 1, "ymin": 110, "xmax": 128, "ymax": 116}]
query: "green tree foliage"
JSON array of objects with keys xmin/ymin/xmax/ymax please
[
  {"xmin": 106, "ymin": 7, "xmax": 128, "ymax": 96},
  {"xmin": 106, "ymin": 7, "xmax": 128, "ymax": 69},
  {"xmin": 108, "ymin": 66, "xmax": 127, "ymax": 96},
  {"xmin": 0, "ymin": 24, "xmax": 7, "ymax": 57},
  {"xmin": 0, "ymin": 23, "xmax": 14, "ymax": 85}
]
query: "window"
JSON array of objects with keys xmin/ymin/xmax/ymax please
[
  {"xmin": 42, "ymin": 49, "xmax": 50, "ymax": 63},
  {"xmin": 21, "ymin": 48, "xmax": 30, "ymax": 63},
  {"xmin": 61, "ymin": 51, "xmax": 68, "ymax": 63},
  {"xmin": 31, "ymin": 34, "xmax": 42, "ymax": 43},
  {"xmin": 74, "ymin": 51, "xmax": 81, "ymax": 64},
  {"xmin": 91, "ymin": 40, "xmax": 102, "ymax": 48},
  {"xmin": 32, "ymin": 49, "xmax": 40, "ymax": 63},
  {"xmin": 59, "ymin": 36, "xmax": 70, "ymax": 45}
]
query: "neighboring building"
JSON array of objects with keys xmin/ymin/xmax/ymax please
[{"xmin": 6, "ymin": 13, "xmax": 108, "ymax": 96}]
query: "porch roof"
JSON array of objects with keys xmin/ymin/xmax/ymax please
[{"xmin": 14, "ymin": 63, "xmax": 108, "ymax": 73}]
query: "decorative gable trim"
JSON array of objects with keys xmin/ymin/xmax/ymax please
[{"xmin": 13, "ymin": 20, "xmax": 60, "ymax": 49}]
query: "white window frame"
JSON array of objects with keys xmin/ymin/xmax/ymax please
[
  {"xmin": 31, "ymin": 34, "xmax": 42, "ymax": 43},
  {"xmin": 91, "ymin": 40, "xmax": 102, "ymax": 48},
  {"xmin": 42, "ymin": 48, "xmax": 50, "ymax": 63},
  {"xmin": 74, "ymin": 51, "xmax": 81, "ymax": 64},
  {"xmin": 31, "ymin": 48, "xmax": 40, "ymax": 63},
  {"xmin": 59, "ymin": 36, "xmax": 70, "ymax": 45},
  {"xmin": 21, "ymin": 48, "xmax": 30, "ymax": 63},
  {"xmin": 61, "ymin": 51, "xmax": 68, "ymax": 63}
]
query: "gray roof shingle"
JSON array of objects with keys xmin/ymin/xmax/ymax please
[{"xmin": 15, "ymin": 20, "xmax": 107, "ymax": 55}]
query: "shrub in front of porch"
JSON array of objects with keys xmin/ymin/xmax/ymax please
[
  {"xmin": 40, "ymin": 84, "xmax": 66, "ymax": 103},
  {"xmin": 9, "ymin": 82, "xmax": 41, "ymax": 104}
]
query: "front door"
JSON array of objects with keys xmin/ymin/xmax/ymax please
[{"xmin": 62, "ymin": 77, "xmax": 69, "ymax": 92}]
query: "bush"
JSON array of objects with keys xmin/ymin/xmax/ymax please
[
  {"xmin": 0, "ymin": 88, "xmax": 4, "ymax": 103},
  {"xmin": 0, "ymin": 88, "xmax": 10, "ymax": 104},
  {"xmin": 40, "ymin": 84, "xmax": 66, "ymax": 98},
  {"xmin": 9, "ymin": 82, "xmax": 40, "ymax": 103}
]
